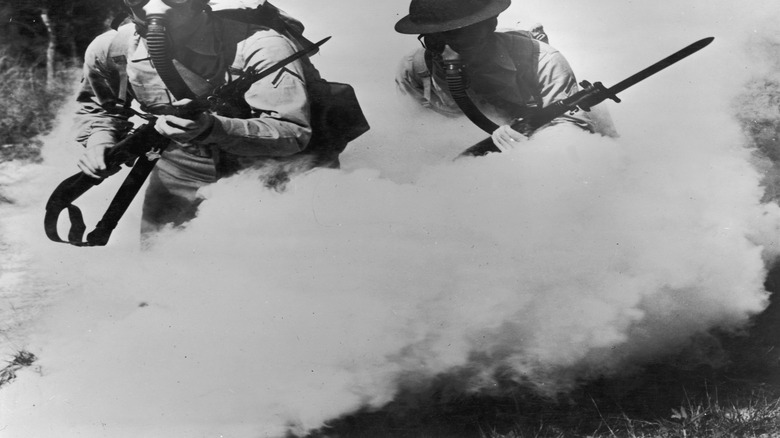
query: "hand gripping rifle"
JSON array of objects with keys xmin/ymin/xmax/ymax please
[
  {"xmin": 460, "ymin": 37, "xmax": 715, "ymax": 157},
  {"xmin": 44, "ymin": 37, "xmax": 330, "ymax": 247}
]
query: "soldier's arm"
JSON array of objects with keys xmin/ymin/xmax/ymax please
[
  {"xmin": 194, "ymin": 31, "xmax": 312, "ymax": 157},
  {"xmin": 75, "ymin": 31, "xmax": 134, "ymax": 178},
  {"xmin": 534, "ymin": 46, "xmax": 594, "ymax": 132}
]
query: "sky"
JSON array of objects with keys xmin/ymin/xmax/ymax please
[{"xmin": 1, "ymin": 1, "xmax": 780, "ymax": 437}]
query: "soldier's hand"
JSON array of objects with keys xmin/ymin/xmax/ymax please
[
  {"xmin": 491, "ymin": 124, "xmax": 525, "ymax": 151},
  {"xmin": 155, "ymin": 111, "xmax": 214, "ymax": 144},
  {"xmin": 77, "ymin": 132, "xmax": 114, "ymax": 179}
]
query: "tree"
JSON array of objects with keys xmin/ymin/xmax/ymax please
[
  {"xmin": 0, "ymin": 0, "xmax": 121, "ymax": 86},
  {"xmin": 39, "ymin": 6, "xmax": 55, "ymax": 89}
]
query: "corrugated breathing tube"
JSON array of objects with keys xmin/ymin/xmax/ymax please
[
  {"xmin": 145, "ymin": 14, "xmax": 196, "ymax": 101},
  {"xmin": 441, "ymin": 47, "xmax": 498, "ymax": 135}
]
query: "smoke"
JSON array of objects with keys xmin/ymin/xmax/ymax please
[
  {"xmin": 732, "ymin": 23, "xmax": 780, "ymax": 203},
  {"xmin": 1, "ymin": 1, "xmax": 780, "ymax": 437}
]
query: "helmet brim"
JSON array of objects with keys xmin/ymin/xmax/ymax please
[{"xmin": 394, "ymin": 0, "xmax": 510, "ymax": 34}]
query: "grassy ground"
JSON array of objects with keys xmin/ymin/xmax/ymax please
[
  {"xmin": 1, "ymin": 254, "xmax": 775, "ymax": 438},
  {"xmin": 302, "ymin": 265, "xmax": 780, "ymax": 438},
  {"xmin": 2, "ymin": 46, "xmax": 779, "ymax": 438},
  {"xmin": 302, "ymin": 376, "xmax": 780, "ymax": 438},
  {"xmin": 0, "ymin": 351, "xmax": 36, "ymax": 388},
  {"xmin": 300, "ymin": 56, "xmax": 780, "ymax": 438},
  {"xmin": 0, "ymin": 59, "xmax": 77, "ymax": 164}
]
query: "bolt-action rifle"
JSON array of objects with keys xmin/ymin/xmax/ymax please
[
  {"xmin": 44, "ymin": 37, "xmax": 330, "ymax": 247},
  {"xmin": 460, "ymin": 37, "xmax": 715, "ymax": 157}
]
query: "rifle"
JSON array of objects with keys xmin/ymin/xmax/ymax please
[
  {"xmin": 45, "ymin": 37, "xmax": 330, "ymax": 247},
  {"xmin": 460, "ymin": 37, "xmax": 715, "ymax": 157}
]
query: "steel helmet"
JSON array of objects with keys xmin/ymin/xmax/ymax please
[{"xmin": 395, "ymin": 0, "xmax": 511, "ymax": 34}]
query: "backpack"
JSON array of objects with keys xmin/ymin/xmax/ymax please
[{"xmin": 107, "ymin": 2, "xmax": 369, "ymax": 168}]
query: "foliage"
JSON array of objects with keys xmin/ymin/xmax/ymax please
[
  {"xmin": 304, "ymin": 271, "xmax": 780, "ymax": 438},
  {"xmin": 0, "ymin": 0, "xmax": 122, "ymax": 65},
  {"xmin": 0, "ymin": 0, "xmax": 121, "ymax": 162},
  {"xmin": 302, "ymin": 380, "xmax": 780, "ymax": 438},
  {"xmin": 0, "ymin": 350, "xmax": 37, "ymax": 388},
  {"xmin": 733, "ymin": 54, "xmax": 780, "ymax": 202},
  {"xmin": 0, "ymin": 48, "xmax": 78, "ymax": 162}
]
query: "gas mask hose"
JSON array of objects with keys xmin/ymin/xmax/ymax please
[
  {"xmin": 441, "ymin": 45, "xmax": 498, "ymax": 134},
  {"xmin": 144, "ymin": 14, "xmax": 196, "ymax": 101}
]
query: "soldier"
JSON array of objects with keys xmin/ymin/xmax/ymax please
[
  {"xmin": 395, "ymin": 0, "xmax": 614, "ymax": 153},
  {"xmin": 75, "ymin": 0, "xmax": 321, "ymax": 238}
]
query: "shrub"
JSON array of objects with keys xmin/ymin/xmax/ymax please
[{"xmin": 0, "ymin": 47, "xmax": 77, "ymax": 162}]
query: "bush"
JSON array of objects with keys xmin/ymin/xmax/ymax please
[{"xmin": 0, "ymin": 48, "xmax": 78, "ymax": 162}]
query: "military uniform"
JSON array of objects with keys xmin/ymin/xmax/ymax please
[
  {"xmin": 76, "ymin": 15, "xmax": 316, "ymax": 235},
  {"xmin": 396, "ymin": 31, "xmax": 594, "ymax": 132}
]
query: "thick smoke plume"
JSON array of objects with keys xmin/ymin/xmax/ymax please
[
  {"xmin": 2, "ymin": 1, "xmax": 780, "ymax": 437},
  {"xmin": 734, "ymin": 26, "xmax": 780, "ymax": 202}
]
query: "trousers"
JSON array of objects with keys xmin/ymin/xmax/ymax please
[{"xmin": 140, "ymin": 147, "xmax": 217, "ymax": 238}]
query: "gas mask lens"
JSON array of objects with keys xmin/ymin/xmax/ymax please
[{"xmin": 418, "ymin": 34, "xmax": 446, "ymax": 54}]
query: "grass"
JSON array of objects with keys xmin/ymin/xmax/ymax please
[
  {"xmin": 301, "ymin": 369, "xmax": 780, "ymax": 438},
  {"xmin": 300, "ymin": 57, "xmax": 780, "ymax": 438},
  {"xmin": 302, "ymin": 264, "xmax": 780, "ymax": 438},
  {"xmin": 0, "ymin": 350, "xmax": 37, "ymax": 388},
  {"xmin": 0, "ymin": 38, "xmax": 778, "ymax": 437},
  {"xmin": 0, "ymin": 47, "xmax": 78, "ymax": 163}
]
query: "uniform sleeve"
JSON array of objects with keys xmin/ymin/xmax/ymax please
[
  {"xmin": 535, "ymin": 48, "xmax": 593, "ymax": 132},
  {"xmin": 197, "ymin": 33, "xmax": 311, "ymax": 157},
  {"xmin": 74, "ymin": 30, "xmax": 134, "ymax": 148}
]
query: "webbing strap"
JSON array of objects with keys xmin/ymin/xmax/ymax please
[
  {"xmin": 44, "ymin": 123, "xmax": 168, "ymax": 247},
  {"xmin": 44, "ymin": 204, "xmax": 88, "ymax": 245},
  {"xmin": 44, "ymin": 149, "xmax": 161, "ymax": 247}
]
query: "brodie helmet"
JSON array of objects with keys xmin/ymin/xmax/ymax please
[{"xmin": 395, "ymin": 0, "xmax": 511, "ymax": 35}]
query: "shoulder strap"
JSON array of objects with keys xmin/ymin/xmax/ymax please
[
  {"xmin": 108, "ymin": 23, "xmax": 216, "ymax": 100},
  {"xmin": 172, "ymin": 59, "xmax": 216, "ymax": 97}
]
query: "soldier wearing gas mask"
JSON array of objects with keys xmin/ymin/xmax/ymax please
[
  {"xmin": 74, "ymin": 0, "xmax": 319, "ymax": 238},
  {"xmin": 395, "ymin": 0, "xmax": 601, "ymax": 152}
]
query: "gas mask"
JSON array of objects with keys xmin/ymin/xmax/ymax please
[
  {"xmin": 123, "ymin": 0, "xmax": 202, "ymax": 101},
  {"xmin": 419, "ymin": 17, "xmax": 498, "ymax": 57},
  {"xmin": 123, "ymin": 0, "xmax": 205, "ymax": 35},
  {"xmin": 421, "ymin": 23, "xmax": 500, "ymax": 135},
  {"xmin": 418, "ymin": 33, "xmax": 447, "ymax": 55}
]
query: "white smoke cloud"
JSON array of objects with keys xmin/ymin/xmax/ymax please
[{"xmin": 1, "ymin": 1, "xmax": 780, "ymax": 437}]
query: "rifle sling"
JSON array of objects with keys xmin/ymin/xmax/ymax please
[
  {"xmin": 44, "ymin": 151, "xmax": 162, "ymax": 247},
  {"xmin": 44, "ymin": 122, "xmax": 168, "ymax": 246}
]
